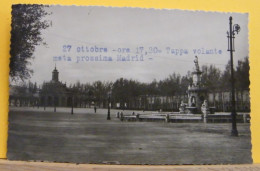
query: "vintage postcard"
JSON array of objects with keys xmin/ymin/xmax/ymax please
[{"xmin": 8, "ymin": 5, "xmax": 251, "ymax": 164}]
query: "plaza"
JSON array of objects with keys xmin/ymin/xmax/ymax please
[{"xmin": 8, "ymin": 107, "xmax": 252, "ymax": 164}]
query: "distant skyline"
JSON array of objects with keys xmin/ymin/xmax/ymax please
[{"xmin": 24, "ymin": 6, "xmax": 248, "ymax": 85}]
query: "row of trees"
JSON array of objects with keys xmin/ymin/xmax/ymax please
[
  {"xmin": 201, "ymin": 56, "xmax": 249, "ymax": 93},
  {"xmin": 13, "ymin": 55, "xmax": 249, "ymax": 96},
  {"xmin": 59, "ymin": 57, "xmax": 249, "ymax": 108},
  {"xmin": 11, "ymin": 57, "xmax": 249, "ymax": 109}
]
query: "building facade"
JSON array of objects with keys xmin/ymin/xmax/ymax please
[{"xmin": 39, "ymin": 66, "xmax": 72, "ymax": 107}]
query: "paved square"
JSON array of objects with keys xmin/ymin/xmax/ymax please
[{"xmin": 8, "ymin": 107, "xmax": 252, "ymax": 164}]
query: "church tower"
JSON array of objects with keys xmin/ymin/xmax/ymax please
[{"xmin": 52, "ymin": 65, "xmax": 59, "ymax": 82}]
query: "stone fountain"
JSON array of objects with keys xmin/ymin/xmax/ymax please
[{"xmin": 179, "ymin": 56, "xmax": 210, "ymax": 114}]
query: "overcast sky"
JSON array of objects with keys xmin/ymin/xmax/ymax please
[{"xmin": 28, "ymin": 6, "xmax": 248, "ymax": 85}]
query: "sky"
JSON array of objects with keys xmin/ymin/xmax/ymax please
[{"xmin": 27, "ymin": 6, "xmax": 248, "ymax": 85}]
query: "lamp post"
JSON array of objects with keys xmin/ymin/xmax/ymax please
[
  {"xmin": 44, "ymin": 97, "xmax": 46, "ymax": 111},
  {"xmin": 71, "ymin": 87, "xmax": 77, "ymax": 115},
  {"xmin": 54, "ymin": 96, "xmax": 56, "ymax": 112},
  {"xmin": 227, "ymin": 16, "xmax": 240, "ymax": 136},
  {"xmin": 107, "ymin": 91, "xmax": 112, "ymax": 120},
  {"xmin": 71, "ymin": 95, "xmax": 74, "ymax": 115}
]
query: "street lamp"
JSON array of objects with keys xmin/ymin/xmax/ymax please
[
  {"xmin": 227, "ymin": 16, "xmax": 240, "ymax": 136},
  {"xmin": 107, "ymin": 90, "xmax": 112, "ymax": 120},
  {"xmin": 43, "ymin": 97, "xmax": 46, "ymax": 110},
  {"xmin": 71, "ymin": 95, "xmax": 74, "ymax": 115},
  {"xmin": 54, "ymin": 96, "xmax": 56, "ymax": 112}
]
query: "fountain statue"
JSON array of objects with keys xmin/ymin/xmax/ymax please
[
  {"xmin": 201, "ymin": 100, "xmax": 210, "ymax": 115},
  {"xmin": 180, "ymin": 56, "xmax": 208, "ymax": 114},
  {"xmin": 179, "ymin": 101, "xmax": 186, "ymax": 114}
]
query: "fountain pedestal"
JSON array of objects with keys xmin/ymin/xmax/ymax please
[
  {"xmin": 187, "ymin": 56, "xmax": 207, "ymax": 114},
  {"xmin": 186, "ymin": 107, "xmax": 198, "ymax": 114}
]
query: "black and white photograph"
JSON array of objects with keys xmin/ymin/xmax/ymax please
[{"xmin": 8, "ymin": 5, "xmax": 251, "ymax": 164}]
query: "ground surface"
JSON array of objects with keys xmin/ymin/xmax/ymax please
[{"xmin": 7, "ymin": 107, "xmax": 252, "ymax": 164}]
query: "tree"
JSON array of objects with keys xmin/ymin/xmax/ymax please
[
  {"xmin": 235, "ymin": 57, "xmax": 250, "ymax": 91},
  {"xmin": 112, "ymin": 78, "xmax": 130, "ymax": 108},
  {"xmin": 10, "ymin": 4, "xmax": 50, "ymax": 81},
  {"xmin": 201, "ymin": 65, "xmax": 222, "ymax": 92},
  {"xmin": 158, "ymin": 73, "xmax": 181, "ymax": 96},
  {"xmin": 146, "ymin": 79, "xmax": 159, "ymax": 95},
  {"xmin": 180, "ymin": 72, "xmax": 192, "ymax": 94},
  {"xmin": 220, "ymin": 61, "xmax": 231, "ymax": 91},
  {"xmin": 92, "ymin": 81, "xmax": 106, "ymax": 107}
]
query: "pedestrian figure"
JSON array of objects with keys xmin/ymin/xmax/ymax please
[
  {"xmin": 165, "ymin": 114, "xmax": 170, "ymax": 123},
  {"xmin": 136, "ymin": 114, "xmax": 140, "ymax": 121},
  {"xmin": 120, "ymin": 112, "xmax": 124, "ymax": 121},
  {"xmin": 94, "ymin": 106, "xmax": 97, "ymax": 113}
]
